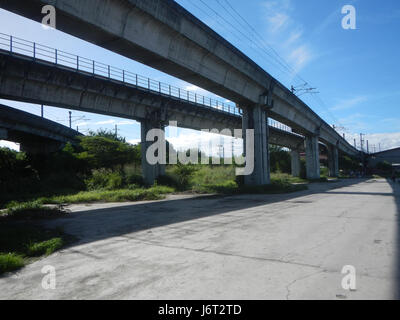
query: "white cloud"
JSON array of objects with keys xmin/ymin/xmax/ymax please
[
  {"xmin": 288, "ymin": 45, "xmax": 313, "ymax": 74},
  {"xmin": 0, "ymin": 140, "xmax": 19, "ymax": 151},
  {"xmin": 261, "ymin": 0, "xmax": 314, "ymax": 75},
  {"xmin": 95, "ymin": 120, "xmax": 116, "ymax": 125},
  {"xmin": 340, "ymin": 132, "xmax": 400, "ymax": 152},
  {"xmin": 185, "ymin": 85, "xmax": 199, "ymax": 91},
  {"xmin": 267, "ymin": 13, "xmax": 290, "ymax": 33},
  {"xmin": 331, "ymin": 96, "xmax": 368, "ymax": 111},
  {"xmin": 128, "ymin": 139, "xmax": 141, "ymax": 146},
  {"xmin": 116, "ymin": 120, "xmax": 136, "ymax": 126}
]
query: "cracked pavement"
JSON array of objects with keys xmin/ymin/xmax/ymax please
[{"xmin": 1, "ymin": 178, "xmax": 399, "ymax": 300}]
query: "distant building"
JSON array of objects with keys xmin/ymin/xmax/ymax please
[{"xmin": 368, "ymin": 147, "xmax": 400, "ymax": 172}]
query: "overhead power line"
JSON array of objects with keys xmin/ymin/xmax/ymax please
[{"xmin": 181, "ymin": 0, "xmax": 348, "ymax": 129}]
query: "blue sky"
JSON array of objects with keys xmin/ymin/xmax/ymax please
[{"xmin": 0, "ymin": 0, "xmax": 399, "ymax": 152}]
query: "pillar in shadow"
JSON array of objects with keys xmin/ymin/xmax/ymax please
[
  {"xmin": 327, "ymin": 144, "xmax": 339, "ymax": 177},
  {"xmin": 305, "ymin": 134, "xmax": 320, "ymax": 180},
  {"xmin": 291, "ymin": 149, "xmax": 301, "ymax": 177},
  {"xmin": 242, "ymin": 104, "xmax": 270, "ymax": 185},
  {"xmin": 141, "ymin": 119, "xmax": 166, "ymax": 186}
]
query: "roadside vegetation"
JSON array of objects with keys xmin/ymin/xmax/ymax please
[
  {"xmin": 0, "ymin": 221, "xmax": 71, "ymax": 275},
  {"xmin": 2, "ymin": 130, "xmax": 363, "ymax": 212},
  {"xmin": 0, "ymin": 203, "xmax": 71, "ymax": 275}
]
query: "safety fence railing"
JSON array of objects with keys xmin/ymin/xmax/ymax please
[{"xmin": 0, "ymin": 32, "xmax": 293, "ymax": 133}]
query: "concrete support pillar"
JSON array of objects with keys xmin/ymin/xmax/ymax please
[
  {"xmin": 328, "ymin": 145, "xmax": 339, "ymax": 177},
  {"xmin": 141, "ymin": 119, "xmax": 165, "ymax": 186},
  {"xmin": 242, "ymin": 104, "xmax": 270, "ymax": 185},
  {"xmin": 305, "ymin": 135, "xmax": 320, "ymax": 180},
  {"xmin": 291, "ymin": 149, "xmax": 301, "ymax": 177}
]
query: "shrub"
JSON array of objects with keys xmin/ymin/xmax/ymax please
[
  {"xmin": 85, "ymin": 169, "xmax": 124, "ymax": 190},
  {"xmin": 170, "ymin": 164, "xmax": 199, "ymax": 189},
  {"xmin": 125, "ymin": 173, "xmax": 145, "ymax": 186},
  {"xmin": 0, "ymin": 253, "xmax": 25, "ymax": 274},
  {"xmin": 376, "ymin": 161, "xmax": 392, "ymax": 173},
  {"xmin": 156, "ymin": 174, "xmax": 180, "ymax": 188}
]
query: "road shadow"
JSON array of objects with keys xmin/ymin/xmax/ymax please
[{"xmin": 41, "ymin": 179, "xmax": 366, "ymax": 249}]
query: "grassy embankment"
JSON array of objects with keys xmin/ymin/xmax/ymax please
[{"xmin": 0, "ymin": 204, "xmax": 72, "ymax": 275}]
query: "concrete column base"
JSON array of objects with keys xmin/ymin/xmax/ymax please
[
  {"xmin": 328, "ymin": 145, "xmax": 339, "ymax": 177},
  {"xmin": 305, "ymin": 135, "xmax": 320, "ymax": 180},
  {"xmin": 141, "ymin": 120, "xmax": 166, "ymax": 186},
  {"xmin": 242, "ymin": 105, "xmax": 270, "ymax": 186},
  {"xmin": 291, "ymin": 149, "xmax": 301, "ymax": 177}
]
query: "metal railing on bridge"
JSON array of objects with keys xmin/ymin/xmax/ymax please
[{"xmin": 0, "ymin": 33, "xmax": 292, "ymax": 133}]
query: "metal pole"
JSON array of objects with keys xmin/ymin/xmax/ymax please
[
  {"xmin": 367, "ymin": 140, "xmax": 369, "ymax": 154},
  {"xmin": 55, "ymin": 49, "xmax": 58, "ymax": 64},
  {"xmin": 69, "ymin": 111, "xmax": 72, "ymax": 128},
  {"xmin": 10, "ymin": 35, "xmax": 12, "ymax": 53},
  {"xmin": 41, "ymin": 105, "xmax": 44, "ymax": 118},
  {"xmin": 33, "ymin": 42, "xmax": 36, "ymax": 59}
]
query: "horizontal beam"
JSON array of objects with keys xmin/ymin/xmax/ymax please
[{"xmin": 0, "ymin": 0, "xmax": 359, "ymax": 156}]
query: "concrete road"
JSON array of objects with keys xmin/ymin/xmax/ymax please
[{"xmin": 1, "ymin": 179, "xmax": 399, "ymax": 300}]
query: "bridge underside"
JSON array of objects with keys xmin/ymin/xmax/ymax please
[{"xmin": 0, "ymin": 52, "xmax": 340, "ymax": 184}]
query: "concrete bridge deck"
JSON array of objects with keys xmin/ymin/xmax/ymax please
[{"xmin": 0, "ymin": 103, "xmax": 81, "ymax": 153}]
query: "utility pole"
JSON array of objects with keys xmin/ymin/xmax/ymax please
[
  {"xmin": 354, "ymin": 139, "xmax": 357, "ymax": 149},
  {"xmin": 69, "ymin": 111, "xmax": 72, "ymax": 128},
  {"xmin": 41, "ymin": 105, "xmax": 44, "ymax": 118},
  {"xmin": 115, "ymin": 124, "xmax": 118, "ymax": 137},
  {"xmin": 360, "ymin": 133, "xmax": 365, "ymax": 152}
]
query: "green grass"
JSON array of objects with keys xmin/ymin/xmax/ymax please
[
  {"xmin": 39, "ymin": 186, "xmax": 174, "ymax": 205},
  {"xmin": 0, "ymin": 223, "xmax": 71, "ymax": 275},
  {"xmin": 2, "ymin": 201, "xmax": 68, "ymax": 220},
  {"xmin": 0, "ymin": 253, "xmax": 25, "ymax": 274},
  {"xmin": 270, "ymin": 172, "xmax": 307, "ymax": 184},
  {"xmin": 192, "ymin": 178, "xmax": 307, "ymax": 195},
  {"xmin": 4, "ymin": 186, "xmax": 175, "ymax": 208}
]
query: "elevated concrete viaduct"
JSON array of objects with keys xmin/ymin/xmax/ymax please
[
  {"xmin": 0, "ymin": 51, "xmax": 307, "ymax": 184},
  {"xmin": 0, "ymin": 103, "xmax": 81, "ymax": 154},
  {"xmin": 0, "ymin": 0, "xmax": 358, "ymax": 184},
  {"xmin": 0, "ymin": 0, "xmax": 356, "ymax": 182}
]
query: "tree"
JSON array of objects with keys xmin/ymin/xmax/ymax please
[
  {"xmin": 88, "ymin": 128, "xmax": 126, "ymax": 143},
  {"xmin": 269, "ymin": 145, "xmax": 291, "ymax": 174},
  {"xmin": 77, "ymin": 136, "xmax": 135, "ymax": 170}
]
